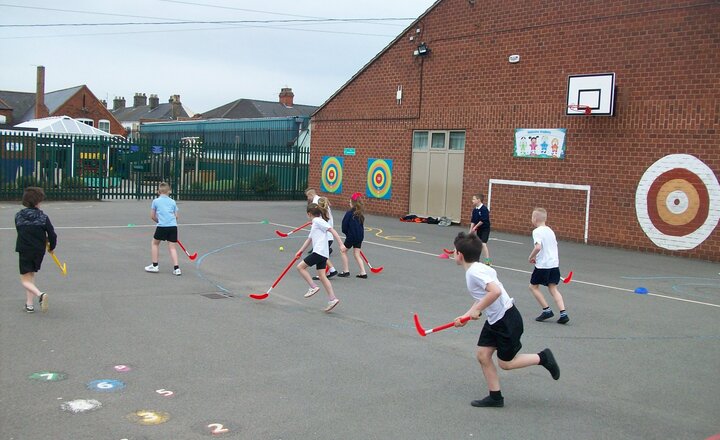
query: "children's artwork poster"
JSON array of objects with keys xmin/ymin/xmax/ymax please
[
  {"xmin": 514, "ymin": 129, "xmax": 567, "ymax": 159},
  {"xmin": 320, "ymin": 156, "xmax": 343, "ymax": 194},
  {"xmin": 366, "ymin": 158, "xmax": 392, "ymax": 199}
]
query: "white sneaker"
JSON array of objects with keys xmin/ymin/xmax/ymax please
[
  {"xmin": 145, "ymin": 264, "xmax": 159, "ymax": 273},
  {"xmin": 324, "ymin": 298, "xmax": 340, "ymax": 312},
  {"xmin": 304, "ymin": 286, "xmax": 320, "ymax": 298},
  {"xmin": 173, "ymin": 268, "xmax": 182, "ymax": 276}
]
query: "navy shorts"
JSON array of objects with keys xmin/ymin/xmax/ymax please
[
  {"xmin": 308, "ymin": 240, "xmax": 333, "ymax": 255},
  {"xmin": 531, "ymin": 267, "xmax": 561, "ymax": 286},
  {"xmin": 153, "ymin": 226, "xmax": 178, "ymax": 242},
  {"xmin": 343, "ymin": 240, "xmax": 362, "ymax": 249},
  {"xmin": 477, "ymin": 227, "xmax": 490, "ymax": 243},
  {"xmin": 477, "ymin": 305, "xmax": 524, "ymax": 362},
  {"xmin": 19, "ymin": 252, "xmax": 45, "ymax": 275},
  {"xmin": 303, "ymin": 252, "xmax": 327, "ymax": 270}
]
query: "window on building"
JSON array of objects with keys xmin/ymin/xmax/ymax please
[
  {"xmin": 449, "ymin": 131, "xmax": 465, "ymax": 151},
  {"xmin": 414, "ymin": 130, "xmax": 466, "ymax": 150},
  {"xmin": 98, "ymin": 120, "xmax": 111, "ymax": 133},
  {"xmin": 413, "ymin": 131, "xmax": 428, "ymax": 150},
  {"xmin": 77, "ymin": 118, "xmax": 94, "ymax": 127}
]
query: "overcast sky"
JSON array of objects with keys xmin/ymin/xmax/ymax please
[{"xmin": 0, "ymin": 0, "xmax": 438, "ymax": 114}]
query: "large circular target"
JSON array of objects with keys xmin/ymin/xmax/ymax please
[
  {"xmin": 366, "ymin": 158, "xmax": 392, "ymax": 199},
  {"xmin": 321, "ymin": 156, "xmax": 343, "ymax": 194},
  {"xmin": 636, "ymin": 154, "xmax": 720, "ymax": 250}
]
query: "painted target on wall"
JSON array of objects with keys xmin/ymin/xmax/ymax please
[
  {"xmin": 320, "ymin": 156, "xmax": 343, "ymax": 194},
  {"xmin": 366, "ymin": 158, "xmax": 393, "ymax": 200},
  {"xmin": 635, "ymin": 154, "xmax": 720, "ymax": 250}
]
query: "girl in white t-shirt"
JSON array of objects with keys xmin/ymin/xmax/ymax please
[{"xmin": 296, "ymin": 203, "xmax": 347, "ymax": 312}]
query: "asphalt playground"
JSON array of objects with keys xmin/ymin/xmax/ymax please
[{"xmin": 0, "ymin": 200, "xmax": 718, "ymax": 440}]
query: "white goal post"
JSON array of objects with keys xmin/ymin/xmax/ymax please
[{"xmin": 487, "ymin": 179, "xmax": 591, "ymax": 243}]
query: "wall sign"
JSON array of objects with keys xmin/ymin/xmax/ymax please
[
  {"xmin": 321, "ymin": 156, "xmax": 343, "ymax": 194},
  {"xmin": 514, "ymin": 129, "xmax": 566, "ymax": 159},
  {"xmin": 366, "ymin": 158, "xmax": 393, "ymax": 199}
]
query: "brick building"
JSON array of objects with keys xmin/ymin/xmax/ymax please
[{"xmin": 311, "ymin": 0, "xmax": 719, "ymax": 261}]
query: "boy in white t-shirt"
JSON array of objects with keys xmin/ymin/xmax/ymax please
[
  {"xmin": 453, "ymin": 232, "xmax": 559, "ymax": 407},
  {"xmin": 528, "ymin": 207, "xmax": 569, "ymax": 324}
]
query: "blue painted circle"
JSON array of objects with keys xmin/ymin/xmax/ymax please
[{"xmin": 87, "ymin": 379, "xmax": 125, "ymax": 392}]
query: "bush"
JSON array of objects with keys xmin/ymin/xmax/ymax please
[
  {"xmin": 15, "ymin": 175, "xmax": 39, "ymax": 189},
  {"xmin": 61, "ymin": 177, "xmax": 86, "ymax": 189},
  {"xmin": 250, "ymin": 172, "xmax": 278, "ymax": 193}
]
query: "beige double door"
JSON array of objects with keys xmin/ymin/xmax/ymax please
[{"xmin": 409, "ymin": 131, "xmax": 465, "ymax": 222}]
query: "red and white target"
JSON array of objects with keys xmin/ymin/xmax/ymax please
[{"xmin": 636, "ymin": 154, "xmax": 720, "ymax": 250}]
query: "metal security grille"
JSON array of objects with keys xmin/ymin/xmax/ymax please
[{"xmin": 0, "ymin": 132, "xmax": 309, "ymax": 201}]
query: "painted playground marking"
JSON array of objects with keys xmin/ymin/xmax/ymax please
[
  {"xmin": 87, "ymin": 379, "xmax": 125, "ymax": 392},
  {"xmin": 29, "ymin": 371, "xmax": 67, "ymax": 381},
  {"xmin": 60, "ymin": 399, "xmax": 102, "ymax": 414},
  {"xmin": 126, "ymin": 410, "xmax": 170, "ymax": 425}
]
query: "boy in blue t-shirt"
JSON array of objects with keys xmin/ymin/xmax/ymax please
[{"xmin": 145, "ymin": 182, "xmax": 181, "ymax": 275}]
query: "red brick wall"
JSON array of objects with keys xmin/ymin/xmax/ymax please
[
  {"xmin": 311, "ymin": 0, "xmax": 720, "ymax": 261},
  {"xmin": 53, "ymin": 86, "xmax": 126, "ymax": 136}
]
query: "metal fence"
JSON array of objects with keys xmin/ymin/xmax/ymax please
[{"xmin": 0, "ymin": 131, "xmax": 309, "ymax": 201}]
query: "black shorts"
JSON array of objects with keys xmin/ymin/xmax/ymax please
[
  {"xmin": 530, "ymin": 267, "xmax": 561, "ymax": 286},
  {"xmin": 477, "ymin": 305, "xmax": 524, "ymax": 362},
  {"xmin": 19, "ymin": 252, "xmax": 45, "ymax": 275},
  {"xmin": 303, "ymin": 252, "xmax": 327, "ymax": 270},
  {"xmin": 153, "ymin": 226, "xmax": 178, "ymax": 242},
  {"xmin": 477, "ymin": 227, "xmax": 490, "ymax": 243},
  {"xmin": 343, "ymin": 240, "xmax": 362, "ymax": 249}
]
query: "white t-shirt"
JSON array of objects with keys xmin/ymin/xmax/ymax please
[
  {"xmin": 312, "ymin": 195, "xmax": 334, "ymax": 241},
  {"xmin": 309, "ymin": 216, "xmax": 331, "ymax": 258},
  {"xmin": 465, "ymin": 262, "xmax": 514, "ymax": 325},
  {"xmin": 532, "ymin": 225, "xmax": 559, "ymax": 268}
]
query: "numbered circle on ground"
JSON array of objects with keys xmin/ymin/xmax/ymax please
[
  {"xmin": 635, "ymin": 154, "xmax": 720, "ymax": 250},
  {"xmin": 29, "ymin": 371, "xmax": 67, "ymax": 382},
  {"xmin": 366, "ymin": 158, "xmax": 392, "ymax": 199},
  {"xmin": 87, "ymin": 379, "xmax": 125, "ymax": 392},
  {"xmin": 126, "ymin": 410, "xmax": 170, "ymax": 425},
  {"xmin": 113, "ymin": 364, "xmax": 133, "ymax": 372},
  {"xmin": 321, "ymin": 156, "xmax": 343, "ymax": 194},
  {"xmin": 60, "ymin": 399, "xmax": 102, "ymax": 414}
]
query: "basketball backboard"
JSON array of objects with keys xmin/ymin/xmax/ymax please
[{"xmin": 566, "ymin": 73, "xmax": 616, "ymax": 116}]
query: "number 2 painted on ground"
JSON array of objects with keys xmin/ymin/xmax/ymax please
[{"xmin": 207, "ymin": 423, "xmax": 229, "ymax": 434}]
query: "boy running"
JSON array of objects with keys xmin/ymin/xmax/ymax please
[{"xmin": 453, "ymin": 231, "xmax": 560, "ymax": 407}]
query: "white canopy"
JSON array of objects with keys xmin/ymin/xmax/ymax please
[{"xmin": 15, "ymin": 116, "xmax": 113, "ymax": 137}]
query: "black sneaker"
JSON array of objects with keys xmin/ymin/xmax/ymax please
[
  {"xmin": 327, "ymin": 271, "xmax": 338, "ymax": 279},
  {"xmin": 337, "ymin": 271, "xmax": 350, "ymax": 278},
  {"xmin": 471, "ymin": 395, "xmax": 504, "ymax": 408},
  {"xmin": 312, "ymin": 275, "xmax": 320, "ymax": 281},
  {"xmin": 356, "ymin": 274, "xmax": 368, "ymax": 279},
  {"xmin": 535, "ymin": 310, "xmax": 554, "ymax": 321},
  {"xmin": 557, "ymin": 314, "xmax": 569, "ymax": 324},
  {"xmin": 541, "ymin": 348, "xmax": 560, "ymax": 380},
  {"xmin": 25, "ymin": 304, "xmax": 35, "ymax": 313}
]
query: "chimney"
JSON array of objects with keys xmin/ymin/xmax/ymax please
[
  {"xmin": 101, "ymin": 99, "xmax": 107, "ymax": 109},
  {"xmin": 113, "ymin": 96, "xmax": 126, "ymax": 110},
  {"xmin": 35, "ymin": 66, "xmax": 49, "ymax": 119},
  {"xmin": 170, "ymin": 94, "xmax": 181, "ymax": 119},
  {"xmin": 133, "ymin": 92, "xmax": 147, "ymax": 107},
  {"xmin": 149, "ymin": 94, "xmax": 159, "ymax": 110},
  {"xmin": 279, "ymin": 87, "xmax": 294, "ymax": 107}
]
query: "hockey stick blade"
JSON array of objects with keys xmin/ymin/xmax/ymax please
[
  {"xmin": 370, "ymin": 267, "xmax": 383, "ymax": 274},
  {"xmin": 275, "ymin": 230, "xmax": 289, "ymax": 237},
  {"xmin": 563, "ymin": 271, "xmax": 573, "ymax": 284},
  {"xmin": 414, "ymin": 313, "xmax": 471, "ymax": 337}
]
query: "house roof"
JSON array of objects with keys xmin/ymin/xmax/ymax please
[
  {"xmin": 15, "ymin": 116, "xmax": 113, "ymax": 137},
  {"xmin": 111, "ymin": 102, "xmax": 193, "ymax": 123},
  {"xmin": 19, "ymin": 85, "xmax": 84, "ymax": 121},
  {"xmin": 0, "ymin": 90, "xmax": 36, "ymax": 123},
  {"xmin": 201, "ymin": 98, "xmax": 317, "ymax": 120}
]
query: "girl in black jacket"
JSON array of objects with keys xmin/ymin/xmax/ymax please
[{"xmin": 339, "ymin": 192, "xmax": 367, "ymax": 278}]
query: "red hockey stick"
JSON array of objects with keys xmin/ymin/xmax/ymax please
[
  {"xmin": 249, "ymin": 255, "xmax": 301, "ymax": 300},
  {"xmin": 413, "ymin": 313, "xmax": 470, "ymax": 337},
  {"xmin": 275, "ymin": 221, "xmax": 311, "ymax": 238},
  {"xmin": 442, "ymin": 248, "xmax": 454, "ymax": 254},
  {"xmin": 359, "ymin": 250, "xmax": 383, "ymax": 274},
  {"xmin": 562, "ymin": 271, "xmax": 573, "ymax": 284},
  {"xmin": 177, "ymin": 240, "xmax": 197, "ymax": 260}
]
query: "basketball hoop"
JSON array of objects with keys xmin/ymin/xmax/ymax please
[{"xmin": 568, "ymin": 104, "xmax": 592, "ymax": 115}]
